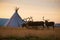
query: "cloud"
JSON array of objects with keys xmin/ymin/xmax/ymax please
[
  {"xmin": 0, "ymin": 0, "xmax": 20, "ymax": 5},
  {"xmin": 22, "ymin": 0, "xmax": 60, "ymax": 7}
]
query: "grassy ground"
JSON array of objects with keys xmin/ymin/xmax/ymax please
[{"xmin": 0, "ymin": 27, "xmax": 60, "ymax": 40}]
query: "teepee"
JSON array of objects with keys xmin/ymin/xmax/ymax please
[{"xmin": 4, "ymin": 8, "xmax": 25, "ymax": 27}]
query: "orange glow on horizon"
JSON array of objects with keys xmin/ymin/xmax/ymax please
[{"xmin": 0, "ymin": 0, "xmax": 60, "ymax": 23}]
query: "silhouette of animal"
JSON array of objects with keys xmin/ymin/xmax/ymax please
[
  {"xmin": 22, "ymin": 21, "xmax": 44, "ymax": 29},
  {"xmin": 45, "ymin": 20, "xmax": 55, "ymax": 29}
]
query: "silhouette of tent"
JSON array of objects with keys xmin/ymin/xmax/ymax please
[{"xmin": 4, "ymin": 8, "xmax": 25, "ymax": 27}]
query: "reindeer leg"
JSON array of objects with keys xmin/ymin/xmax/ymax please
[
  {"xmin": 42, "ymin": 25, "xmax": 44, "ymax": 30},
  {"xmin": 47, "ymin": 26, "xmax": 49, "ymax": 29},
  {"xmin": 53, "ymin": 25, "xmax": 54, "ymax": 30}
]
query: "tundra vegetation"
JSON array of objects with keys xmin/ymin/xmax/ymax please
[{"xmin": 0, "ymin": 27, "xmax": 60, "ymax": 40}]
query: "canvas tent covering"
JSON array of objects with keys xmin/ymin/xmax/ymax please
[{"xmin": 4, "ymin": 8, "xmax": 25, "ymax": 27}]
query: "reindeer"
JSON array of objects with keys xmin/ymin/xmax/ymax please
[
  {"xmin": 45, "ymin": 20, "xmax": 55, "ymax": 29},
  {"xmin": 22, "ymin": 21, "xmax": 44, "ymax": 29},
  {"xmin": 42, "ymin": 16, "xmax": 55, "ymax": 29}
]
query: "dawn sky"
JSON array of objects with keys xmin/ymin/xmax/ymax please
[{"xmin": 0, "ymin": 0, "xmax": 60, "ymax": 23}]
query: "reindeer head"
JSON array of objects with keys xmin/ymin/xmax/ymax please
[{"xmin": 45, "ymin": 20, "xmax": 48, "ymax": 23}]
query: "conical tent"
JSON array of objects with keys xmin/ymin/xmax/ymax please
[{"xmin": 4, "ymin": 8, "xmax": 25, "ymax": 27}]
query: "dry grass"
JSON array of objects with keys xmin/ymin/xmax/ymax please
[{"xmin": 0, "ymin": 27, "xmax": 60, "ymax": 40}]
